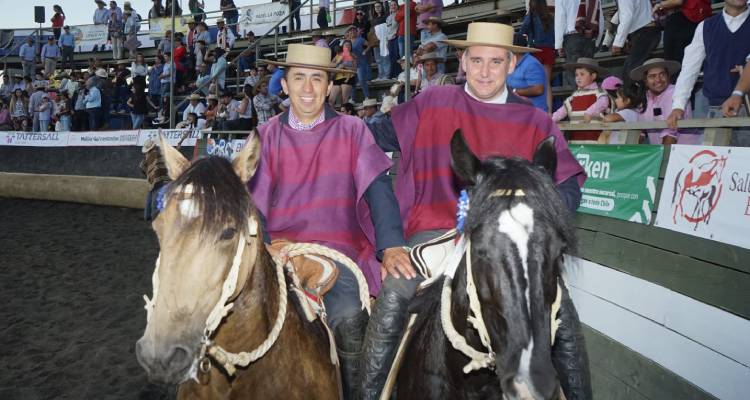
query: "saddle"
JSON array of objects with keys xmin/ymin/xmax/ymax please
[
  {"xmin": 269, "ymin": 239, "xmax": 339, "ymax": 299},
  {"xmin": 409, "ymin": 229, "xmax": 460, "ymax": 288}
]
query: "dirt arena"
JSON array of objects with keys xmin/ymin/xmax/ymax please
[{"xmin": 0, "ymin": 198, "xmax": 174, "ymax": 400}]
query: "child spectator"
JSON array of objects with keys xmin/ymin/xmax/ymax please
[
  {"xmin": 37, "ymin": 95, "xmax": 52, "ymax": 132},
  {"xmin": 55, "ymin": 92, "xmax": 72, "ymax": 132},
  {"xmin": 602, "ymin": 78, "xmax": 646, "ymax": 143},
  {"xmin": 552, "ymin": 57, "xmax": 610, "ymax": 142}
]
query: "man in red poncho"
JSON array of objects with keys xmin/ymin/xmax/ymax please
[{"xmin": 361, "ymin": 22, "xmax": 592, "ymax": 400}]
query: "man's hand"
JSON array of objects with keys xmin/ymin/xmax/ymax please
[
  {"xmin": 611, "ymin": 46, "xmax": 622, "ymax": 55},
  {"xmin": 722, "ymin": 94, "xmax": 744, "ymax": 117},
  {"xmin": 666, "ymin": 108, "xmax": 684, "ymax": 130},
  {"xmin": 381, "ymin": 247, "xmax": 416, "ymax": 280}
]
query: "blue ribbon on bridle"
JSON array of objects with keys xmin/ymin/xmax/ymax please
[
  {"xmin": 456, "ymin": 189, "xmax": 470, "ymax": 233},
  {"xmin": 156, "ymin": 184, "xmax": 169, "ymax": 212}
]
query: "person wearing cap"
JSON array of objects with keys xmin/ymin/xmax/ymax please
[
  {"xmin": 40, "ymin": 37, "xmax": 61, "ymax": 79},
  {"xmin": 416, "ymin": 17, "xmax": 447, "ymax": 74},
  {"xmin": 59, "ymin": 26, "xmax": 76, "ymax": 71},
  {"xmin": 631, "ymin": 58, "xmax": 700, "ymax": 145},
  {"xmin": 28, "ymin": 84, "xmax": 47, "ymax": 132},
  {"xmin": 667, "ymin": 0, "xmax": 750, "ymax": 147},
  {"xmin": 551, "ymin": 57, "xmax": 610, "ymax": 142},
  {"xmin": 84, "ymin": 77, "xmax": 103, "ymax": 130},
  {"xmin": 507, "ymin": 34, "xmax": 549, "ymax": 113},
  {"xmin": 248, "ymin": 44, "xmax": 408, "ymax": 400},
  {"xmin": 182, "ymin": 93, "xmax": 206, "ymax": 123},
  {"xmin": 415, "ymin": 52, "xmax": 453, "ymax": 93},
  {"xmin": 362, "ymin": 22, "xmax": 590, "ymax": 400},
  {"xmin": 554, "ymin": 0, "xmax": 604, "ymax": 88},
  {"xmin": 215, "ymin": 18, "xmax": 236, "ymax": 53},
  {"xmin": 19, "ymin": 37, "xmax": 37, "ymax": 80}
]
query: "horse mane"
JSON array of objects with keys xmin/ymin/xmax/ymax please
[{"xmin": 167, "ymin": 156, "xmax": 255, "ymax": 235}]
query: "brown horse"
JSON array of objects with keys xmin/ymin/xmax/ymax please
[{"xmin": 135, "ymin": 136, "xmax": 339, "ymax": 399}]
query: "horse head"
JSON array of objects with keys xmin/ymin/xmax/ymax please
[
  {"xmin": 450, "ymin": 130, "xmax": 574, "ymax": 400},
  {"xmin": 135, "ymin": 135, "xmax": 263, "ymax": 385}
]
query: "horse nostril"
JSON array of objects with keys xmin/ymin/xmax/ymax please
[{"xmin": 163, "ymin": 345, "xmax": 192, "ymax": 371}]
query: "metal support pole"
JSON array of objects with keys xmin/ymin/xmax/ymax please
[
  {"xmin": 404, "ymin": 0, "xmax": 411, "ymax": 100},
  {"xmin": 274, "ymin": 27, "xmax": 279, "ymax": 56},
  {"xmin": 310, "ymin": 0, "xmax": 314, "ymax": 30},
  {"xmin": 332, "ymin": 0, "xmax": 337, "ymax": 27},
  {"xmin": 169, "ymin": 0, "xmax": 176, "ymax": 129}
]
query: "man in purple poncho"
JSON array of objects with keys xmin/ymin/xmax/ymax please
[{"xmin": 248, "ymin": 44, "xmax": 412, "ymax": 400}]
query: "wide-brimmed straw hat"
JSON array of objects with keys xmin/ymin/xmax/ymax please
[
  {"xmin": 564, "ymin": 57, "xmax": 606, "ymax": 75},
  {"xmin": 142, "ymin": 138, "xmax": 156, "ymax": 153},
  {"xmin": 417, "ymin": 52, "xmax": 445, "ymax": 64},
  {"xmin": 629, "ymin": 58, "xmax": 681, "ymax": 81},
  {"xmin": 442, "ymin": 22, "xmax": 538, "ymax": 53},
  {"xmin": 188, "ymin": 93, "xmax": 202, "ymax": 101},
  {"xmin": 216, "ymin": 18, "xmax": 225, "ymax": 24},
  {"xmin": 95, "ymin": 68, "xmax": 109, "ymax": 78},
  {"xmin": 261, "ymin": 44, "xmax": 355, "ymax": 75},
  {"xmin": 359, "ymin": 98, "xmax": 378, "ymax": 109}
]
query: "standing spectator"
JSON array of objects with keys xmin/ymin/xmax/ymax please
[
  {"xmin": 352, "ymin": 27, "xmax": 372, "ymax": 98},
  {"xmin": 72, "ymin": 79, "xmax": 89, "ymax": 131},
  {"xmin": 84, "ymin": 78, "xmax": 102, "ymax": 130},
  {"xmin": 267, "ymin": 58, "xmax": 285, "ymax": 96},
  {"xmin": 612, "ymin": 0, "xmax": 662, "ymax": 86},
  {"xmin": 353, "ymin": 9, "xmax": 372, "ymax": 38},
  {"xmin": 173, "ymin": 36, "xmax": 189, "ymax": 90},
  {"xmin": 555, "ymin": 0, "xmax": 604, "ymax": 87},
  {"xmin": 194, "ymin": 39, "xmax": 207, "ymax": 73},
  {"xmin": 109, "ymin": 1, "xmax": 125, "ymax": 60},
  {"xmin": 19, "ymin": 37, "xmax": 37, "ymax": 79},
  {"xmin": 330, "ymin": 43, "xmax": 356, "ymax": 107},
  {"xmin": 10, "ymin": 89, "xmax": 29, "ymax": 131},
  {"xmin": 218, "ymin": 91, "xmax": 240, "ymax": 125},
  {"xmin": 552, "ymin": 57, "xmax": 610, "ymax": 141},
  {"xmin": 51, "ymin": 5, "xmax": 66, "ymax": 41},
  {"xmin": 288, "ymin": 0, "xmax": 302, "ymax": 32},
  {"xmin": 148, "ymin": 55, "xmax": 164, "ymax": 107},
  {"xmin": 0, "ymin": 74, "xmax": 11, "ymax": 102},
  {"xmin": 160, "ymin": 52, "xmax": 173, "ymax": 101},
  {"xmin": 95, "ymin": 68, "xmax": 112, "ymax": 128},
  {"xmin": 658, "ymin": 0, "xmax": 712, "ymax": 69},
  {"xmin": 210, "ymin": 48, "xmax": 228, "ymax": 93},
  {"xmin": 113, "ymin": 61, "xmax": 131, "ymax": 113},
  {"xmin": 318, "ymin": 0, "xmax": 330, "ymax": 29},
  {"xmin": 386, "ymin": 0, "xmax": 401, "ymax": 79},
  {"xmin": 0, "ymin": 100, "xmax": 11, "ymax": 131},
  {"xmin": 40, "ymin": 37, "xmax": 60, "ymax": 79},
  {"xmin": 416, "ymin": 17, "xmax": 447, "ymax": 73},
  {"xmin": 131, "ymin": 53, "xmax": 148, "ymax": 88},
  {"xmin": 396, "ymin": 0, "xmax": 417, "ymax": 58},
  {"xmin": 215, "ymin": 18, "xmax": 236, "ymax": 52},
  {"xmin": 186, "ymin": 18, "xmax": 197, "ymax": 51},
  {"xmin": 195, "ymin": 21, "xmax": 212, "ymax": 46},
  {"xmin": 253, "ymin": 76, "xmax": 281, "ymax": 125},
  {"xmin": 29, "ymin": 84, "xmax": 46, "ymax": 132},
  {"xmin": 55, "ymin": 92, "xmax": 72, "ymax": 131},
  {"xmin": 238, "ymin": 32, "xmax": 257, "ymax": 72},
  {"xmin": 94, "ymin": 1, "xmax": 111, "ymax": 26},
  {"xmin": 372, "ymin": 2, "xmax": 390, "ymax": 80},
  {"xmin": 508, "ymin": 35, "xmax": 550, "ymax": 112},
  {"xmin": 59, "ymin": 26, "xmax": 76, "ymax": 71},
  {"xmin": 149, "ymin": 0, "xmax": 165, "ymax": 19},
  {"xmin": 221, "ymin": 0, "xmax": 240, "ymax": 35},
  {"xmin": 189, "ymin": 0, "xmax": 205, "ymax": 22},
  {"xmin": 415, "ymin": 52, "xmax": 453, "ymax": 93},
  {"xmin": 194, "ymin": 63, "xmax": 212, "ymax": 95},
  {"xmin": 157, "ymin": 30, "xmax": 172, "ymax": 56},
  {"xmin": 520, "ymin": 0, "xmax": 555, "ymax": 112},
  {"xmin": 164, "ymin": 0, "xmax": 182, "ymax": 17},
  {"xmin": 127, "ymin": 86, "xmax": 155, "ymax": 129},
  {"xmin": 415, "ymin": 0, "xmax": 443, "ymax": 43},
  {"xmin": 36, "ymin": 95, "xmax": 52, "ymax": 132},
  {"xmin": 123, "ymin": 8, "xmax": 141, "ymax": 59},
  {"xmin": 668, "ymin": 0, "xmax": 750, "ymax": 146}
]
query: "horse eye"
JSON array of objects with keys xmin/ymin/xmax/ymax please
[{"xmin": 220, "ymin": 228, "xmax": 237, "ymax": 241}]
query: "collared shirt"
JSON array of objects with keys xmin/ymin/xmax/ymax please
[
  {"xmin": 507, "ymin": 53, "xmax": 549, "ymax": 112},
  {"xmin": 183, "ymin": 101, "xmax": 206, "ymax": 121},
  {"xmin": 157, "ymin": 39, "xmax": 172, "ymax": 54},
  {"xmin": 419, "ymin": 30, "xmax": 448, "ymax": 59},
  {"xmin": 85, "ymin": 86, "xmax": 102, "ymax": 109},
  {"xmin": 673, "ymin": 7, "xmax": 750, "ymax": 111},
  {"xmin": 160, "ymin": 62, "xmax": 172, "ymax": 84},
  {"xmin": 59, "ymin": 33, "xmax": 76, "ymax": 47},
  {"xmin": 217, "ymin": 27, "xmax": 236, "ymax": 51},
  {"xmin": 554, "ymin": 0, "xmax": 604, "ymax": 49},
  {"xmin": 288, "ymin": 108, "xmax": 325, "ymax": 131},
  {"xmin": 131, "ymin": 63, "xmax": 148, "ymax": 77},
  {"xmin": 269, "ymin": 68, "xmax": 284, "ymax": 96},
  {"xmin": 464, "ymin": 83, "xmax": 509, "ymax": 104},
  {"xmin": 420, "ymin": 71, "xmax": 451, "ymax": 91},
  {"xmin": 94, "ymin": 8, "xmax": 110, "ymax": 24},
  {"xmin": 254, "ymin": 93, "xmax": 281, "ymax": 125},
  {"xmin": 211, "ymin": 56, "xmax": 227, "ymax": 88},
  {"xmin": 195, "ymin": 30, "xmax": 212, "ymax": 45},
  {"xmin": 19, "ymin": 43, "xmax": 36, "ymax": 61},
  {"xmin": 243, "ymin": 75, "xmax": 259, "ymax": 87},
  {"xmin": 613, "ymin": 0, "xmax": 654, "ymax": 47},
  {"xmin": 125, "ymin": 14, "xmax": 140, "ymax": 35},
  {"xmin": 225, "ymin": 99, "xmax": 241, "ymax": 120},
  {"xmin": 640, "ymin": 84, "xmax": 694, "ymax": 140},
  {"xmin": 41, "ymin": 44, "xmax": 60, "ymax": 59},
  {"xmin": 29, "ymin": 90, "xmax": 44, "ymax": 114}
]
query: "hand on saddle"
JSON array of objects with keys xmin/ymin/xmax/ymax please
[{"xmin": 381, "ymin": 247, "xmax": 416, "ymax": 280}]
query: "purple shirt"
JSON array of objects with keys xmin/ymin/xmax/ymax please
[
  {"xmin": 416, "ymin": 0, "xmax": 443, "ymax": 30},
  {"xmin": 639, "ymin": 84, "xmax": 699, "ymax": 143}
]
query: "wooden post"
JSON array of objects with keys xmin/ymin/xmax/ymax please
[
  {"xmin": 624, "ymin": 130, "xmax": 641, "ymax": 144},
  {"xmin": 702, "ymin": 127, "xmax": 732, "ymax": 146}
]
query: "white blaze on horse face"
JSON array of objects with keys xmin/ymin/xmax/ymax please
[
  {"xmin": 497, "ymin": 202, "xmax": 535, "ymax": 379},
  {"xmin": 176, "ymin": 184, "xmax": 200, "ymax": 220}
]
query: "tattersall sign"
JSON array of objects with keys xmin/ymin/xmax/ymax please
[
  {"xmin": 570, "ymin": 145, "xmax": 664, "ymax": 224},
  {"xmin": 654, "ymin": 145, "xmax": 750, "ymax": 250}
]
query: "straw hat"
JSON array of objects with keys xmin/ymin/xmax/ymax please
[
  {"xmin": 417, "ymin": 52, "xmax": 445, "ymax": 64},
  {"xmin": 563, "ymin": 57, "xmax": 606, "ymax": 75},
  {"xmin": 262, "ymin": 44, "xmax": 355, "ymax": 75},
  {"xmin": 188, "ymin": 93, "xmax": 202, "ymax": 101},
  {"xmin": 142, "ymin": 138, "xmax": 157, "ymax": 154},
  {"xmin": 629, "ymin": 58, "xmax": 681, "ymax": 82},
  {"xmin": 359, "ymin": 98, "xmax": 378, "ymax": 109},
  {"xmin": 123, "ymin": 1, "xmax": 132, "ymax": 9},
  {"xmin": 442, "ymin": 22, "xmax": 538, "ymax": 53},
  {"xmin": 95, "ymin": 68, "xmax": 109, "ymax": 78},
  {"xmin": 216, "ymin": 18, "xmax": 225, "ymax": 24},
  {"xmin": 207, "ymin": 94, "xmax": 218, "ymax": 101},
  {"xmin": 95, "ymin": 0, "xmax": 106, "ymax": 5}
]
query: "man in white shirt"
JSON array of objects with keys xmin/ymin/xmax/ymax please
[
  {"xmin": 182, "ymin": 93, "xmax": 206, "ymax": 122},
  {"xmin": 221, "ymin": 90, "xmax": 254, "ymax": 131},
  {"xmin": 215, "ymin": 18, "xmax": 236, "ymax": 52},
  {"xmin": 667, "ymin": 0, "xmax": 750, "ymax": 146},
  {"xmin": 554, "ymin": 0, "xmax": 604, "ymax": 87},
  {"xmin": 612, "ymin": 0, "xmax": 661, "ymax": 86}
]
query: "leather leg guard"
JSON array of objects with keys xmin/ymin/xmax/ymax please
[
  {"xmin": 552, "ymin": 283, "xmax": 593, "ymax": 400},
  {"xmin": 360, "ymin": 288, "xmax": 411, "ymax": 400},
  {"xmin": 335, "ymin": 310, "xmax": 369, "ymax": 400}
]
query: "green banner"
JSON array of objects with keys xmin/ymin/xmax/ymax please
[{"xmin": 570, "ymin": 145, "xmax": 664, "ymax": 224}]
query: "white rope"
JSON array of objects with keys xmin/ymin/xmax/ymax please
[
  {"xmin": 143, "ymin": 254, "xmax": 160, "ymax": 323},
  {"xmin": 204, "ymin": 234, "xmax": 247, "ymax": 334},
  {"xmin": 464, "ymin": 241, "xmax": 495, "ymax": 357}
]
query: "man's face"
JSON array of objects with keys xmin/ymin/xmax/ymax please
[
  {"xmin": 463, "ymin": 46, "xmax": 516, "ymax": 101},
  {"xmin": 428, "ymin": 21, "xmax": 440, "ymax": 33},
  {"xmin": 364, "ymin": 106, "xmax": 377, "ymax": 118},
  {"xmin": 221, "ymin": 96, "xmax": 231, "ymax": 105},
  {"xmin": 259, "ymin": 82, "xmax": 269, "ymax": 95},
  {"xmin": 281, "ymin": 67, "xmax": 332, "ymax": 122},
  {"xmin": 644, "ymin": 67, "xmax": 669, "ymax": 95},
  {"xmin": 725, "ymin": 0, "xmax": 748, "ymax": 8},
  {"xmin": 257, "ymin": 68, "xmax": 266, "ymax": 77},
  {"xmin": 423, "ymin": 60, "xmax": 437, "ymax": 78}
]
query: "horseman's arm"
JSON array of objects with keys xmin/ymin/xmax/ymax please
[
  {"xmin": 365, "ymin": 173, "xmax": 406, "ymax": 255},
  {"xmin": 365, "ymin": 117, "xmax": 401, "ymax": 153},
  {"xmin": 556, "ymin": 177, "xmax": 582, "ymax": 214}
]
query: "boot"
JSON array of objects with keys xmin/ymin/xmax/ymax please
[
  {"xmin": 551, "ymin": 282, "xmax": 593, "ymax": 400},
  {"xmin": 361, "ymin": 288, "xmax": 411, "ymax": 400},
  {"xmin": 335, "ymin": 310, "xmax": 368, "ymax": 400}
]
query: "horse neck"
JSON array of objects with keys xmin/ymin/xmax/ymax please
[{"xmin": 449, "ymin": 259, "xmax": 473, "ymax": 336}]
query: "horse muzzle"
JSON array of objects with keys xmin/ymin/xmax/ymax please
[{"xmin": 135, "ymin": 337, "xmax": 196, "ymax": 385}]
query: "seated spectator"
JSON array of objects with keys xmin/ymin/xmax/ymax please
[
  {"xmin": 253, "ymin": 76, "xmax": 281, "ymax": 126},
  {"xmin": 238, "ymin": 31, "xmax": 257, "ymax": 72},
  {"xmin": 243, "ymin": 68, "xmax": 259, "ymax": 88},
  {"xmin": 217, "ymin": 91, "xmax": 239, "ymax": 126},
  {"xmin": 0, "ymin": 100, "xmax": 12, "ymax": 131},
  {"xmin": 415, "ymin": 52, "xmax": 453, "ymax": 93},
  {"xmin": 176, "ymin": 111, "xmax": 206, "ymax": 129},
  {"xmin": 340, "ymin": 102, "xmax": 356, "ymax": 116},
  {"xmin": 183, "ymin": 93, "xmax": 206, "ymax": 122},
  {"xmin": 11, "ymin": 74, "xmax": 26, "ymax": 93},
  {"xmin": 552, "ymin": 57, "xmax": 610, "ymax": 142},
  {"xmin": 222, "ymin": 86, "xmax": 254, "ymax": 131},
  {"xmin": 520, "ymin": 0, "xmax": 555, "ymax": 111},
  {"xmin": 194, "ymin": 63, "xmax": 212, "ymax": 95},
  {"xmin": 416, "ymin": 17, "xmax": 447, "ymax": 74},
  {"xmin": 397, "ymin": 55, "xmax": 419, "ymax": 89},
  {"xmin": 633, "ymin": 58, "xmax": 700, "ymax": 145},
  {"xmin": 329, "ymin": 43, "xmax": 356, "ymax": 107},
  {"xmin": 266, "ymin": 58, "xmax": 284, "ymax": 97},
  {"xmin": 602, "ymin": 78, "xmax": 646, "ymax": 143},
  {"xmin": 204, "ymin": 94, "xmax": 220, "ymax": 128},
  {"xmin": 416, "ymin": 0, "xmax": 443, "ymax": 43},
  {"xmin": 507, "ymin": 34, "xmax": 549, "ymax": 112},
  {"xmin": 9, "ymin": 89, "xmax": 29, "ymax": 130}
]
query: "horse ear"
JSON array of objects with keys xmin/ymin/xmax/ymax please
[
  {"xmin": 533, "ymin": 136, "xmax": 557, "ymax": 179},
  {"xmin": 450, "ymin": 129, "xmax": 480, "ymax": 185},
  {"xmin": 159, "ymin": 134, "xmax": 189, "ymax": 180},
  {"xmin": 232, "ymin": 132, "xmax": 261, "ymax": 183}
]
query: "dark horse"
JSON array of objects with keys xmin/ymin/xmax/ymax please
[
  {"xmin": 396, "ymin": 131, "xmax": 574, "ymax": 399},
  {"xmin": 135, "ymin": 136, "xmax": 339, "ymax": 399}
]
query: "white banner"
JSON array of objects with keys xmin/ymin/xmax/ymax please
[
  {"xmin": 70, "ymin": 25, "xmax": 109, "ymax": 49},
  {"xmin": 137, "ymin": 129, "xmax": 200, "ymax": 147},
  {"xmin": 238, "ymin": 2, "xmax": 290, "ymax": 37},
  {"xmin": 67, "ymin": 131, "xmax": 139, "ymax": 146},
  {"xmin": 654, "ymin": 145, "xmax": 750, "ymax": 250},
  {"xmin": 148, "ymin": 16, "xmax": 191, "ymax": 39},
  {"xmin": 0, "ymin": 131, "xmax": 68, "ymax": 147}
]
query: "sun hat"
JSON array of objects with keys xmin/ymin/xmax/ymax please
[
  {"xmin": 216, "ymin": 18, "xmax": 225, "ymax": 24},
  {"xmin": 188, "ymin": 93, "xmax": 202, "ymax": 101},
  {"xmin": 261, "ymin": 44, "xmax": 355, "ymax": 75},
  {"xmin": 142, "ymin": 138, "xmax": 157, "ymax": 153},
  {"xmin": 417, "ymin": 52, "xmax": 445, "ymax": 64},
  {"xmin": 629, "ymin": 58, "xmax": 681, "ymax": 82},
  {"xmin": 360, "ymin": 98, "xmax": 378, "ymax": 108},
  {"xmin": 563, "ymin": 57, "xmax": 606, "ymax": 75},
  {"xmin": 602, "ymin": 76, "xmax": 623, "ymax": 91},
  {"xmin": 442, "ymin": 22, "xmax": 538, "ymax": 53},
  {"xmin": 95, "ymin": 68, "xmax": 109, "ymax": 78}
]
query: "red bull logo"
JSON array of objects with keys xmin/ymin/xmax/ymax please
[{"xmin": 671, "ymin": 150, "xmax": 728, "ymax": 229}]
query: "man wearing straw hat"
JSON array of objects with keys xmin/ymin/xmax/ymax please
[
  {"xmin": 248, "ymin": 44, "xmax": 411, "ymax": 400},
  {"xmin": 362, "ymin": 22, "xmax": 590, "ymax": 400},
  {"xmin": 182, "ymin": 93, "xmax": 206, "ymax": 123}
]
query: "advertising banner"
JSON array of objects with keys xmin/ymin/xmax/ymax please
[
  {"xmin": 570, "ymin": 145, "xmax": 664, "ymax": 224},
  {"xmin": 137, "ymin": 129, "xmax": 200, "ymax": 147},
  {"xmin": 149, "ymin": 17, "xmax": 190, "ymax": 39},
  {"xmin": 0, "ymin": 131, "xmax": 68, "ymax": 147},
  {"xmin": 654, "ymin": 145, "xmax": 750, "ymax": 250},
  {"xmin": 238, "ymin": 2, "xmax": 290, "ymax": 37},
  {"xmin": 67, "ymin": 131, "xmax": 139, "ymax": 146},
  {"xmin": 205, "ymin": 137, "xmax": 245, "ymax": 160},
  {"xmin": 69, "ymin": 25, "xmax": 108, "ymax": 50}
]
